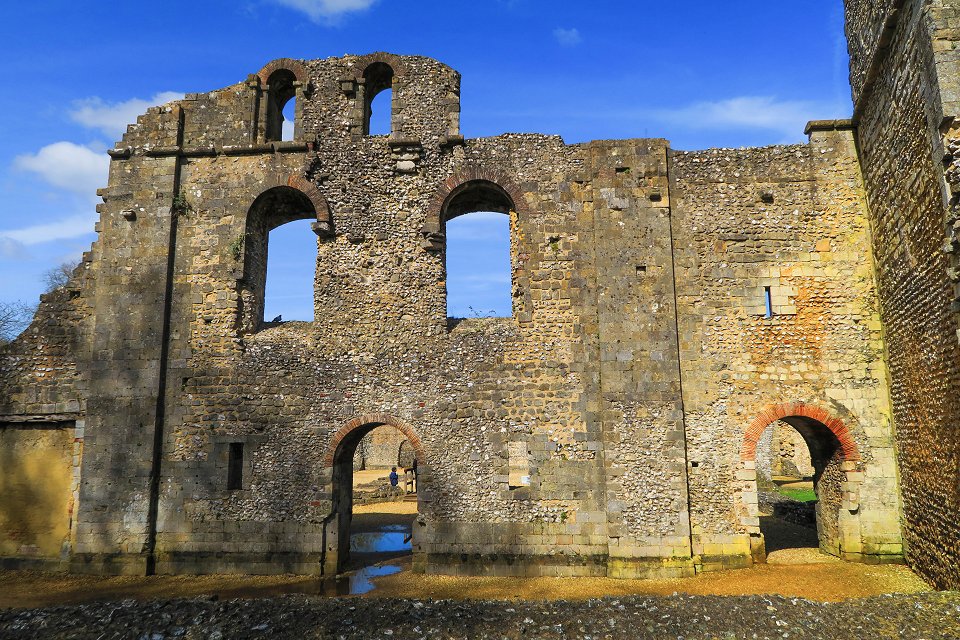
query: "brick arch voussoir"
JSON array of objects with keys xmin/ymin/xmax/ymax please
[
  {"xmin": 323, "ymin": 413, "xmax": 426, "ymax": 468},
  {"xmin": 257, "ymin": 174, "xmax": 332, "ymax": 225},
  {"xmin": 358, "ymin": 52, "xmax": 407, "ymax": 78},
  {"xmin": 740, "ymin": 402, "xmax": 861, "ymax": 462},
  {"xmin": 428, "ymin": 167, "xmax": 530, "ymax": 222},
  {"xmin": 257, "ymin": 58, "xmax": 310, "ymax": 85}
]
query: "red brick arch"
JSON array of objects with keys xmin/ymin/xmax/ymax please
[
  {"xmin": 740, "ymin": 402, "xmax": 860, "ymax": 461},
  {"xmin": 257, "ymin": 58, "xmax": 310, "ymax": 85},
  {"xmin": 427, "ymin": 166, "xmax": 529, "ymax": 221},
  {"xmin": 258, "ymin": 174, "xmax": 331, "ymax": 226},
  {"xmin": 357, "ymin": 52, "xmax": 407, "ymax": 77},
  {"xmin": 322, "ymin": 413, "xmax": 426, "ymax": 467}
]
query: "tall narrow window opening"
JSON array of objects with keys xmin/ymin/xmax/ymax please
[
  {"xmin": 263, "ymin": 219, "xmax": 316, "ymax": 323},
  {"xmin": 764, "ymin": 286, "xmax": 773, "ymax": 318},
  {"xmin": 265, "ymin": 69, "xmax": 297, "ymax": 142},
  {"xmin": 442, "ymin": 180, "xmax": 515, "ymax": 321},
  {"xmin": 281, "ymin": 96, "xmax": 296, "ymax": 141},
  {"xmin": 368, "ymin": 88, "xmax": 392, "ymax": 136},
  {"xmin": 227, "ymin": 442, "xmax": 244, "ymax": 490},
  {"xmin": 362, "ymin": 62, "xmax": 394, "ymax": 136},
  {"xmin": 239, "ymin": 186, "xmax": 318, "ymax": 333}
]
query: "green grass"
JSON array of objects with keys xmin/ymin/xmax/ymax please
[{"xmin": 778, "ymin": 487, "xmax": 817, "ymax": 502}]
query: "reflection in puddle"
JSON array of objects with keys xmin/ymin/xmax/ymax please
[{"xmin": 347, "ymin": 564, "xmax": 402, "ymax": 595}]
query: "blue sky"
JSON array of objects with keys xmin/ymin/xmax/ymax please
[{"xmin": 0, "ymin": 0, "xmax": 850, "ymax": 322}]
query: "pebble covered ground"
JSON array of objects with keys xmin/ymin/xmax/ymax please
[{"xmin": 2, "ymin": 591, "xmax": 959, "ymax": 639}]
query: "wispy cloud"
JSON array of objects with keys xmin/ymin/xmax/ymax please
[
  {"xmin": 14, "ymin": 142, "xmax": 109, "ymax": 198},
  {"xmin": 0, "ymin": 214, "xmax": 96, "ymax": 247},
  {"xmin": 0, "ymin": 237, "xmax": 29, "ymax": 259},
  {"xmin": 553, "ymin": 27, "xmax": 582, "ymax": 46},
  {"xmin": 269, "ymin": 0, "xmax": 378, "ymax": 23},
  {"xmin": 651, "ymin": 95, "xmax": 841, "ymax": 139},
  {"xmin": 69, "ymin": 91, "xmax": 184, "ymax": 139}
]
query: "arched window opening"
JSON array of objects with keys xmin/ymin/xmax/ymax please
[
  {"xmin": 330, "ymin": 422, "xmax": 420, "ymax": 577},
  {"xmin": 362, "ymin": 62, "xmax": 394, "ymax": 136},
  {"xmin": 239, "ymin": 186, "xmax": 317, "ymax": 332},
  {"xmin": 263, "ymin": 219, "xmax": 316, "ymax": 323},
  {"xmin": 753, "ymin": 417, "xmax": 843, "ymax": 558},
  {"xmin": 442, "ymin": 180, "xmax": 515, "ymax": 321},
  {"xmin": 265, "ymin": 69, "xmax": 297, "ymax": 142}
]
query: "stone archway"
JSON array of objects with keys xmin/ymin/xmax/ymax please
[
  {"xmin": 737, "ymin": 402, "xmax": 863, "ymax": 561},
  {"xmin": 322, "ymin": 414, "xmax": 426, "ymax": 574}
]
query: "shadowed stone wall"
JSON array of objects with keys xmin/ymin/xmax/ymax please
[{"xmin": 844, "ymin": 0, "xmax": 960, "ymax": 589}]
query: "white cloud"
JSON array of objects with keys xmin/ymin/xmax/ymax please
[
  {"xmin": 282, "ymin": 118, "xmax": 295, "ymax": 141},
  {"xmin": 14, "ymin": 142, "xmax": 109, "ymax": 197},
  {"xmin": 69, "ymin": 91, "xmax": 184, "ymax": 139},
  {"xmin": 553, "ymin": 27, "xmax": 582, "ymax": 46},
  {"xmin": 0, "ymin": 214, "xmax": 96, "ymax": 246},
  {"xmin": 0, "ymin": 237, "xmax": 28, "ymax": 259},
  {"xmin": 653, "ymin": 96, "xmax": 834, "ymax": 139},
  {"xmin": 270, "ymin": 0, "xmax": 378, "ymax": 22}
]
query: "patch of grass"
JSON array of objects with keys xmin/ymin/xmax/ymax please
[{"xmin": 778, "ymin": 487, "xmax": 817, "ymax": 502}]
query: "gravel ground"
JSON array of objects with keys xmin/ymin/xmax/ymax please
[{"xmin": 2, "ymin": 591, "xmax": 959, "ymax": 639}]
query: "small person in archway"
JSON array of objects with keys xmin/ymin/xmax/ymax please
[{"xmin": 389, "ymin": 466, "xmax": 399, "ymax": 487}]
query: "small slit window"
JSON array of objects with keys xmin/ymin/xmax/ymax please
[
  {"xmin": 227, "ymin": 442, "xmax": 244, "ymax": 490},
  {"xmin": 764, "ymin": 286, "xmax": 773, "ymax": 318}
]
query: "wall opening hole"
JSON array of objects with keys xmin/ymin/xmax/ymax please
[
  {"xmin": 446, "ymin": 212, "xmax": 511, "ymax": 319},
  {"xmin": 281, "ymin": 96, "xmax": 296, "ymax": 141},
  {"xmin": 752, "ymin": 417, "xmax": 843, "ymax": 557},
  {"xmin": 263, "ymin": 219, "xmax": 317, "ymax": 323},
  {"xmin": 442, "ymin": 180, "xmax": 516, "ymax": 322},
  {"xmin": 363, "ymin": 62, "xmax": 394, "ymax": 136},
  {"xmin": 240, "ymin": 186, "xmax": 319, "ymax": 333},
  {"xmin": 331, "ymin": 422, "xmax": 419, "ymax": 577},
  {"xmin": 265, "ymin": 69, "xmax": 297, "ymax": 142},
  {"xmin": 227, "ymin": 442, "xmax": 244, "ymax": 490},
  {"xmin": 368, "ymin": 88, "xmax": 392, "ymax": 136},
  {"xmin": 636, "ymin": 265, "xmax": 647, "ymax": 274},
  {"xmin": 764, "ymin": 286, "xmax": 773, "ymax": 318}
]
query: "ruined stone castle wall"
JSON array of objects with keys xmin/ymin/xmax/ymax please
[
  {"xmin": 845, "ymin": 0, "xmax": 960, "ymax": 589},
  {"xmin": 0, "ymin": 46, "xmax": 932, "ymax": 579}
]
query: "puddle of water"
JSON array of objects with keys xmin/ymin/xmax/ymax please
[
  {"xmin": 347, "ymin": 564, "xmax": 402, "ymax": 595},
  {"xmin": 351, "ymin": 529, "xmax": 411, "ymax": 553}
]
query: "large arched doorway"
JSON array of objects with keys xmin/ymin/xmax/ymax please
[
  {"xmin": 325, "ymin": 415, "xmax": 425, "ymax": 574},
  {"xmin": 739, "ymin": 403, "xmax": 862, "ymax": 561}
]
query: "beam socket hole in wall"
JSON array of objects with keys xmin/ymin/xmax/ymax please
[
  {"xmin": 442, "ymin": 180, "xmax": 516, "ymax": 321},
  {"xmin": 363, "ymin": 62, "xmax": 394, "ymax": 136},
  {"xmin": 227, "ymin": 442, "xmax": 244, "ymax": 490},
  {"xmin": 636, "ymin": 265, "xmax": 647, "ymax": 275}
]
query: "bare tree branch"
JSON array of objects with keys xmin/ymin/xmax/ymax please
[{"xmin": 0, "ymin": 301, "xmax": 34, "ymax": 346}]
